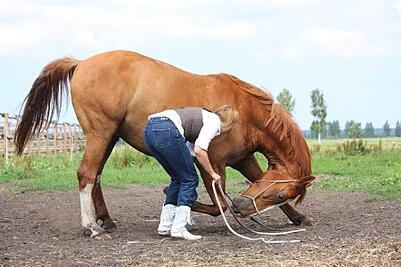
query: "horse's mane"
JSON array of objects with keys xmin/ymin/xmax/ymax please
[{"xmin": 225, "ymin": 74, "xmax": 312, "ymax": 178}]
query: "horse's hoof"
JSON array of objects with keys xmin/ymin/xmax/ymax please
[
  {"xmin": 102, "ymin": 218, "xmax": 117, "ymax": 232},
  {"xmin": 302, "ymin": 215, "xmax": 314, "ymax": 226},
  {"xmin": 291, "ymin": 215, "xmax": 313, "ymax": 226},
  {"xmin": 81, "ymin": 228, "xmax": 92, "ymax": 237},
  {"xmin": 81, "ymin": 223, "xmax": 107, "ymax": 238}
]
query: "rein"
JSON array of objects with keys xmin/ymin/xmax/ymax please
[{"xmin": 212, "ymin": 181, "xmax": 305, "ymax": 244}]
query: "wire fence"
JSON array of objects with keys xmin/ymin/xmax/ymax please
[{"xmin": 0, "ymin": 113, "xmax": 85, "ymax": 164}]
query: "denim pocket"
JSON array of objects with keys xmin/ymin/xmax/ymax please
[{"xmin": 152, "ymin": 128, "xmax": 171, "ymax": 148}]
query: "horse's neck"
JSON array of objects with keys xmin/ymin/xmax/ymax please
[
  {"xmin": 223, "ymin": 75, "xmax": 311, "ymax": 178},
  {"xmin": 254, "ymin": 119, "xmax": 310, "ymax": 178},
  {"xmin": 260, "ymin": 140, "xmax": 301, "ymax": 177}
]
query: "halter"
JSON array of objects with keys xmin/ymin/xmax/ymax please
[{"xmin": 241, "ymin": 179, "xmax": 297, "ymax": 215}]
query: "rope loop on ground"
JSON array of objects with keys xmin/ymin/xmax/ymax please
[{"xmin": 212, "ymin": 180, "xmax": 305, "ymax": 244}]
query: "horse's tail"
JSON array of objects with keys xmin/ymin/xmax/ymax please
[{"xmin": 14, "ymin": 57, "xmax": 80, "ymax": 155}]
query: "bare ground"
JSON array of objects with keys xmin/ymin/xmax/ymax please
[{"xmin": 1, "ymin": 184, "xmax": 401, "ymax": 267}]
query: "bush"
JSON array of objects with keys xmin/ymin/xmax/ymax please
[
  {"xmin": 109, "ymin": 145, "xmax": 155, "ymax": 169},
  {"xmin": 341, "ymin": 139, "xmax": 383, "ymax": 155}
]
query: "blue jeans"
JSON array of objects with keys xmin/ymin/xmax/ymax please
[{"xmin": 144, "ymin": 117, "xmax": 199, "ymax": 207}]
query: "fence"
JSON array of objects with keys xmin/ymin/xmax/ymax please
[{"xmin": 0, "ymin": 113, "xmax": 85, "ymax": 164}]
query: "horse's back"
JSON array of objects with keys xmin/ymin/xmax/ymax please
[
  {"xmin": 70, "ymin": 50, "xmax": 229, "ymax": 150},
  {"xmin": 71, "ymin": 50, "xmax": 208, "ymax": 103}
]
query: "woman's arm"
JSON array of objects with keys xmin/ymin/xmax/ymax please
[{"xmin": 194, "ymin": 145, "xmax": 221, "ymax": 183}]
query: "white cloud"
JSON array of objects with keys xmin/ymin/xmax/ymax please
[
  {"xmin": 0, "ymin": 0, "xmax": 399, "ymax": 60},
  {"xmin": 283, "ymin": 26, "xmax": 397, "ymax": 59},
  {"xmin": 116, "ymin": 0, "xmax": 321, "ymax": 9},
  {"xmin": 161, "ymin": 18, "xmax": 256, "ymax": 40},
  {"xmin": 281, "ymin": 48, "xmax": 302, "ymax": 59},
  {"xmin": 247, "ymin": 0, "xmax": 321, "ymax": 8},
  {"xmin": 301, "ymin": 26, "xmax": 364, "ymax": 58},
  {"xmin": 344, "ymin": 0, "xmax": 386, "ymax": 19},
  {"xmin": 0, "ymin": 23, "xmax": 46, "ymax": 55},
  {"xmin": 0, "ymin": 0, "xmax": 257, "ymax": 57},
  {"xmin": 396, "ymin": 0, "xmax": 401, "ymax": 14}
]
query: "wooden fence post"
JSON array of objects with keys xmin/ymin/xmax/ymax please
[
  {"xmin": 4, "ymin": 113, "xmax": 9, "ymax": 165},
  {"xmin": 69, "ymin": 123, "xmax": 73, "ymax": 161},
  {"xmin": 45, "ymin": 128, "xmax": 49, "ymax": 154},
  {"xmin": 54, "ymin": 123, "xmax": 58, "ymax": 154}
]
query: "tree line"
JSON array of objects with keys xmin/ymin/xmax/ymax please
[{"xmin": 276, "ymin": 89, "xmax": 401, "ymax": 141}]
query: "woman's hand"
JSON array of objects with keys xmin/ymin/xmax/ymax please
[
  {"xmin": 194, "ymin": 145, "xmax": 222, "ymax": 184},
  {"xmin": 211, "ymin": 172, "xmax": 221, "ymax": 184}
]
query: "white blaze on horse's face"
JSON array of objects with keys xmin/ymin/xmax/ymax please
[{"xmin": 79, "ymin": 183, "xmax": 102, "ymax": 237}]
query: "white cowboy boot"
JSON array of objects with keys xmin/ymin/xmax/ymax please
[
  {"xmin": 170, "ymin": 205, "xmax": 201, "ymax": 240},
  {"xmin": 157, "ymin": 204, "xmax": 176, "ymax": 236}
]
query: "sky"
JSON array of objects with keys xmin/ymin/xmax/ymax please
[{"xmin": 1, "ymin": 0, "xmax": 401, "ymax": 130}]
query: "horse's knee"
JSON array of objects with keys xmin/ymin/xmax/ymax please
[
  {"xmin": 210, "ymin": 202, "xmax": 227, "ymax": 217},
  {"xmin": 77, "ymin": 164, "xmax": 96, "ymax": 189}
]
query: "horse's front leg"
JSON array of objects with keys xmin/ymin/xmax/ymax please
[
  {"xmin": 191, "ymin": 161, "xmax": 227, "ymax": 217},
  {"xmin": 278, "ymin": 203, "xmax": 313, "ymax": 226},
  {"xmin": 231, "ymin": 154, "xmax": 312, "ymax": 226}
]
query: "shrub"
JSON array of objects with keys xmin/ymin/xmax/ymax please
[
  {"xmin": 109, "ymin": 145, "xmax": 155, "ymax": 169},
  {"xmin": 341, "ymin": 139, "xmax": 383, "ymax": 155}
]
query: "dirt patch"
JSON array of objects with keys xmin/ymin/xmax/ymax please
[{"xmin": 1, "ymin": 185, "xmax": 401, "ymax": 266}]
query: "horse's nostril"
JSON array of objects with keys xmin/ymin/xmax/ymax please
[
  {"xmin": 230, "ymin": 205, "xmax": 240, "ymax": 214},
  {"xmin": 231, "ymin": 196, "xmax": 251, "ymax": 215}
]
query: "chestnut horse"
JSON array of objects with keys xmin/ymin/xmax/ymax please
[{"xmin": 14, "ymin": 50, "xmax": 314, "ymax": 237}]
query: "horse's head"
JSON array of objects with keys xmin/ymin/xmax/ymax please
[{"xmin": 232, "ymin": 171, "xmax": 315, "ymax": 217}]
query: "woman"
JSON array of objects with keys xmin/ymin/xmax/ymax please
[{"xmin": 144, "ymin": 105, "xmax": 239, "ymax": 240}]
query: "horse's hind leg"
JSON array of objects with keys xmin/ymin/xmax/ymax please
[
  {"xmin": 77, "ymin": 133, "xmax": 116, "ymax": 237},
  {"xmin": 92, "ymin": 135, "xmax": 119, "ymax": 231}
]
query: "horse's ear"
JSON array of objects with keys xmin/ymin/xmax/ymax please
[{"xmin": 299, "ymin": 175, "xmax": 315, "ymax": 188}]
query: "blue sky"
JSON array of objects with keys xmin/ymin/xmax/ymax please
[{"xmin": 1, "ymin": 0, "xmax": 400, "ymax": 130}]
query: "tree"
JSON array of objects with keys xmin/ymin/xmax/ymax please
[
  {"xmin": 345, "ymin": 120, "xmax": 362, "ymax": 138},
  {"xmin": 327, "ymin": 120, "xmax": 340, "ymax": 138},
  {"xmin": 310, "ymin": 89, "xmax": 327, "ymax": 143},
  {"xmin": 332, "ymin": 120, "xmax": 341, "ymax": 137},
  {"xmin": 364, "ymin": 122, "xmax": 375, "ymax": 138},
  {"xmin": 277, "ymin": 89, "xmax": 295, "ymax": 115},
  {"xmin": 383, "ymin": 120, "xmax": 391, "ymax": 137},
  {"xmin": 395, "ymin": 121, "xmax": 401, "ymax": 137},
  {"xmin": 326, "ymin": 122, "xmax": 333, "ymax": 137}
]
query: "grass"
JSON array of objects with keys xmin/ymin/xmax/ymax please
[
  {"xmin": 1, "ymin": 138, "xmax": 401, "ymax": 200},
  {"xmin": 312, "ymin": 152, "xmax": 401, "ymax": 200},
  {"xmin": 0, "ymin": 146, "xmax": 245, "ymax": 194},
  {"xmin": 308, "ymin": 137, "xmax": 401, "ymax": 153}
]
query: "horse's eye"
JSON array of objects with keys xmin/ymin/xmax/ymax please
[{"xmin": 278, "ymin": 193, "xmax": 284, "ymax": 202}]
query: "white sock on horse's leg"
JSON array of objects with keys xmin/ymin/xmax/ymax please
[{"xmin": 80, "ymin": 183, "xmax": 104, "ymax": 237}]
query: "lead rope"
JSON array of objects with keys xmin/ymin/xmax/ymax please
[
  {"xmin": 224, "ymin": 190, "xmax": 306, "ymax": 236},
  {"xmin": 212, "ymin": 181, "xmax": 303, "ymax": 244}
]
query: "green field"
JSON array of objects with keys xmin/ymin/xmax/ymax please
[{"xmin": 1, "ymin": 138, "xmax": 400, "ymax": 200}]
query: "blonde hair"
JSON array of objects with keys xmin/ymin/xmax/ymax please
[{"xmin": 215, "ymin": 105, "xmax": 239, "ymax": 133}]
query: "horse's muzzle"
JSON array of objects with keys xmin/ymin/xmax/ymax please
[{"xmin": 231, "ymin": 196, "xmax": 254, "ymax": 217}]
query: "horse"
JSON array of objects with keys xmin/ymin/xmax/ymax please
[{"xmin": 14, "ymin": 50, "xmax": 315, "ymax": 237}]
